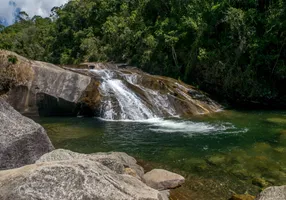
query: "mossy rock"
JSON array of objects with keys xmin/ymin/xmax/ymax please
[
  {"xmin": 266, "ymin": 170, "xmax": 286, "ymax": 181},
  {"xmin": 206, "ymin": 154, "xmax": 226, "ymax": 166},
  {"xmin": 266, "ymin": 118, "xmax": 286, "ymax": 124},
  {"xmin": 273, "ymin": 147, "xmax": 285, "ymax": 153},
  {"xmin": 279, "ymin": 130, "xmax": 286, "ymax": 145},
  {"xmin": 230, "ymin": 166, "xmax": 252, "ymax": 180},
  {"xmin": 252, "ymin": 142, "xmax": 272, "ymax": 153},
  {"xmin": 252, "ymin": 177, "xmax": 269, "ymax": 188},
  {"xmin": 229, "ymin": 194, "xmax": 255, "ymax": 200},
  {"xmin": 250, "ymin": 156, "xmax": 280, "ymax": 173},
  {"xmin": 185, "ymin": 158, "xmax": 209, "ymax": 172}
]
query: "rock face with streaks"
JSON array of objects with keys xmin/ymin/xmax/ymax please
[
  {"xmin": 0, "ymin": 160, "xmax": 165, "ymax": 200},
  {"xmin": 0, "ymin": 50, "xmax": 100, "ymax": 116},
  {"xmin": 0, "ymin": 98, "xmax": 54, "ymax": 170}
]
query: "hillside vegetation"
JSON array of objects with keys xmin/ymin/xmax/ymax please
[{"xmin": 0, "ymin": 0, "xmax": 285, "ymax": 107}]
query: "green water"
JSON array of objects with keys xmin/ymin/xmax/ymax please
[{"xmin": 34, "ymin": 110, "xmax": 286, "ymax": 199}]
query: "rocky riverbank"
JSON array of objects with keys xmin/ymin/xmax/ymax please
[
  {"xmin": 0, "ymin": 87, "xmax": 285, "ymax": 200},
  {"xmin": 0, "ymin": 50, "xmax": 285, "ymax": 199},
  {"xmin": 0, "ymin": 97, "xmax": 186, "ymax": 200}
]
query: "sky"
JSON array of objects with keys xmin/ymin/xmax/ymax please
[{"xmin": 0, "ymin": 0, "xmax": 68, "ymax": 26}]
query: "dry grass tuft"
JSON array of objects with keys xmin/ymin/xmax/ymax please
[{"xmin": 0, "ymin": 50, "xmax": 34, "ymax": 94}]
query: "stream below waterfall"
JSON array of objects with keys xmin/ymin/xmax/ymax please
[
  {"xmin": 34, "ymin": 109, "xmax": 286, "ymax": 200},
  {"xmin": 32, "ymin": 67, "xmax": 286, "ymax": 199}
]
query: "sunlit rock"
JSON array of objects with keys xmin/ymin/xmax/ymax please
[
  {"xmin": 37, "ymin": 149, "xmax": 144, "ymax": 179},
  {"xmin": 0, "ymin": 50, "xmax": 99, "ymax": 117},
  {"xmin": 143, "ymin": 169, "xmax": 185, "ymax": 190},
  {"xmin": 0, "ymin": 160, "xmax": 164, "ymax": 200}
]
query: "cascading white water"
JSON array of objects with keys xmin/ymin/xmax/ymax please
[
  {"xmin": 91, "ymin": 69, "xmax": 158, "ymax": 120},
  {"xmin": 100, "ymin": 79, "xmax": 156, "ymax": 120},
  {"xmin": 89, "ymin": 65, "xmax": 221, "ymax": 121},
  {"xmin": 123, "ymin": 73, "xmax": 177, "ymax": 117}
]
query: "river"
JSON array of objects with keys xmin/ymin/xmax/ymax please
[{"xmin": 34, "ymin": 109, "xmax": 286, "ymax": 199}]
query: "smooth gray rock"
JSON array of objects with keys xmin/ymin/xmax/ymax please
[
  {"xmin": 143, "ymin": 169, "xmax": 185, "ymax": 190},
  {"xmin": 37, "ymin": 149, "xmax": 144, "ymax": 179},
  {"xmin": 0, "ymin": 98, "xmax": 54, "ymax": 170},
  {"xmin": 3, "ymin": 52, "xmax": 92, "ymax": 116},
  {"xmin": 255, "ymin": 185, "xmax": 286, "ymax": 200},
  {"xmin": 0, "ymin": 160, "xmax": 164, "ymax": 200}
]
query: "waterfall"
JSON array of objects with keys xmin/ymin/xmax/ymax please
[
  {"xmin": 91, "ymin": 69, "xmax": 158, "ymax": 120},
  {"xmin": 100, "ymin": 79, "xmax": 156, "ymax": 120},
  {"xmin": 88, "ymin": 64, "xmax": 221, "ymax": 121}
]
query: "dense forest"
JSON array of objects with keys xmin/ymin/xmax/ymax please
[{"xmin": 0, "ymin": 0, "xmax": 285, "ymax": 107}]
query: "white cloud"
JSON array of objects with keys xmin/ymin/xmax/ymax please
[{"xmin": 0, "ymin": 0, "xmax": 68, "ymax": 25}]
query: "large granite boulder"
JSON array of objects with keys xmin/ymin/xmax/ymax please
[
  {"xmin": 0, "ymin": 50, "xmax": 100, "ymax": 116},
  {"xmin": 0, "ymin": 98, "xmax": 54, "ymax": 170},
  {"xmin": 37, "ymin": 149, "xmax": 144, "ymax": 179},
  {"xmin": 255, "ymin": 185, "xmax": 286, "ymax": 200},
  {"xmin": 0, "ymin": 160, "xmax": 164, "ymax": 200},
  {"xmin": 143, "ymin": 169, "xmax": 185, "ymax": 190}
]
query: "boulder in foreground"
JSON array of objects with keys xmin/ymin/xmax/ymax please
[
  {"xmin": 37, "ymin": 149, "xmax": 144, "ymax": 179},
  {"xmin": 0, "ymin": 98, "xmax": 54, "ymax": 170},
  {"xmin": 143, "ymin": 169, "xmax": 185, "ymax": 190},
  {"xmin": 0, "ymin": 160, "xmax": 164, "ymax": 200}
]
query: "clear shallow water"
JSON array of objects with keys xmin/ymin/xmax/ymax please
[{"xmin": 34, "ymin": 110, "xmax": 286, "ymax": 200}]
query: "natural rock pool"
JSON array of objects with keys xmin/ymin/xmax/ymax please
[{"xmin": 34, "ymin": 110, "xmax": 286, "ymax": 200}]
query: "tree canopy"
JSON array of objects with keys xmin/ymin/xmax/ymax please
[{"xmin": 1, "ymin": 0, "xmax": 285, "ymax": 107}]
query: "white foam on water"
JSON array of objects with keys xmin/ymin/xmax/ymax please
[
  {"xmin": 148, "ymin": 119, "xmax": 233, "ymax": 134},
  {"xmin": 97, "ymin": 117, "xmax": 247, "ymax": 136}
]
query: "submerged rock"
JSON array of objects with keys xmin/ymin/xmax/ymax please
[
  {"xmin": 230, "ymin": 194, "xmax": 255, "ymax": 200},
  {"xmin": 252, "ymin": 177, "xmax": 269, "ymax": 188},
  {"xmin": 266, "ymin": 118, "xmax": 286, "ymax": 124},
  {"xmin": 143, "ymin": 169, "xmax": 185, "ymax": 190},
  {"xmin": 0, "ymin": 160, "xmax": 164, "ymax": 200},
  {"xmin": 37, "ymin": 149, "xmax": 144, "ymax": 179},
  {"xmin": 279, "ymin": 130, "xmax": 286, "ymax": 145},
  {"xmin": 255, "ymin": 185, "xmax": 286, "ymax": 200},
  {"xmin": 0, "ymin": 98, "xmax": 54, "ymax": 170},
  {"xmin": 206, "ymin": 154, "xmax": 226, "ymax": 166}
]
